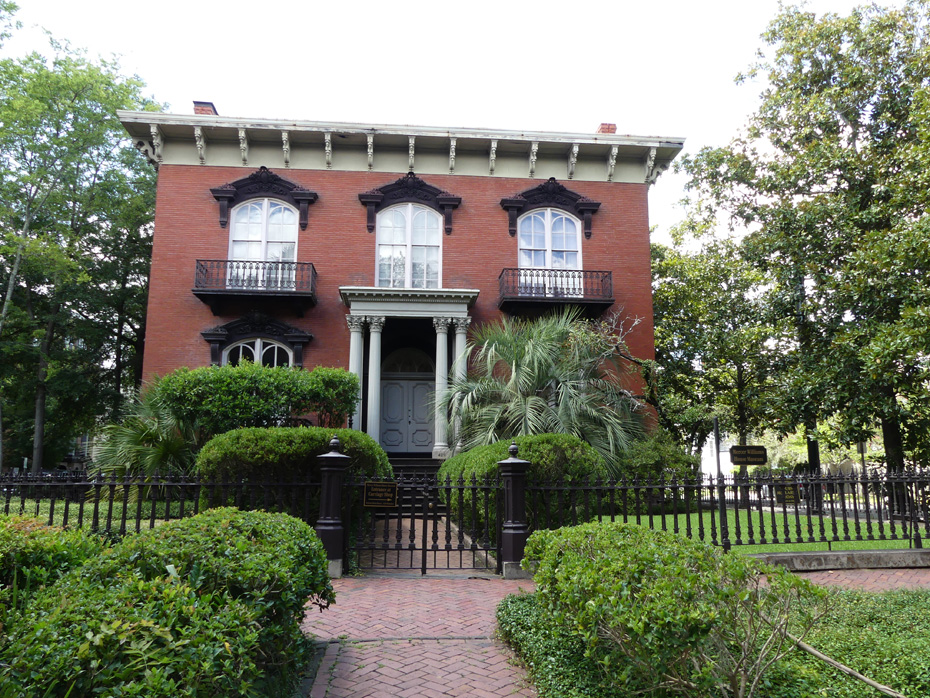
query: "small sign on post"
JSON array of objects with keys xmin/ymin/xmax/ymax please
[
  {"xmin": 729, "ymin": 445, "xmax": 768, "ymax": 466},
  {"xmin": 363, "ymin": 481, "xmax": 398, "ymax": 508}
]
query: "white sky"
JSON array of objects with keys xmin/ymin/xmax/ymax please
[{"xmin": 6, "ymin": 0, "xmax": 897, "ymax": 240}]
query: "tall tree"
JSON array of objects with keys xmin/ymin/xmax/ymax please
[
  {"xmin": 648, "ymin": 235, "xmax": 774, "ymax": 456},
  {"xmin": 0, "ymin": 31, "xmax": 156, "ymax": 471},
  {"xmin": 680, "ymin": 1, "xmax": 930, "ymax": 470}
]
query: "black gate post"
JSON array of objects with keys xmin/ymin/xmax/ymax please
[
  {"xmin": 499, "ymin": 442, "xmax": 532, "ymax": 579},
  {"xmin": 315, "ymin": 435, "xmax": 351, "ymax": 578}
]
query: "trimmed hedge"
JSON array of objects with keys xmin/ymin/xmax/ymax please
[
  {"xmin": 438, "ymin": 434, "xmax": 608, "ymax": 529},
  {"xmin": 0, "ymin": 508, "xmax": 334, "ymax": 697},
  {"xmin": 0, "ymin": 515, "xmax": 105, "ymax": 627},
  {"xmin": 150, "ymin": 362, "xmax": 359, "ymax": 441},
  {"xmin": 520, "ymin": 522, "xmax": 826, "ymax": 697},
  {"xmin": 195, "ymin": 426, "xmax": 391, "ymax": 481}
]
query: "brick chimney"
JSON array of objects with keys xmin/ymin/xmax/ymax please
[
  {"xmin": 596, "ymin": 123, "xmax": 617, "ymax": 134},
  {"xmin": 193, "ymin": 101, "xmax": 218, "ymax": 116}
]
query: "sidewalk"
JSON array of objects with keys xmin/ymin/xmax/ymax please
[
  {"xmin": 301, "ymin": 575, "xmax": 537, "ymax": 698},
  {"xmin": 794, "ymin": 567, "xmax": 930, "ymax": 591}
]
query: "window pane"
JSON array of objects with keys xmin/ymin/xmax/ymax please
[
  {"xmin": 261, "ymin": 342, "xmax": 290, "ymax": 368},
  {"xmin": 378, "ymin": 246, "xmax": 405, "ymax": 287},
  {"xmin": 267, "ymin": 204, "xmax": 297, "ymax": 242},
  {"xmin": 412, "ymin": 208, "xmax": 440, "ymax": 245}
]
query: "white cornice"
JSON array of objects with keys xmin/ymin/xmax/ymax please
[
  {"xmin": 119, "ymin": 110, "xmax": 685, "ymax": 151},
  {"xmin": 340, "ymin": 287, "xmax": 479, "ymax": 309}
]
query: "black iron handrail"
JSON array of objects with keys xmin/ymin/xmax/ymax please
[
  {"xmin": 194, "ymin": 259, "xmax": 317, "ymax": 293},
  {"xmin": 498, "ymin": 268, "xmax": 612, "ymax": 302}
]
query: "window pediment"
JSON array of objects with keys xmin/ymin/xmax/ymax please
[
  {"xmin": 500, "ymin": 177, "xmax": 601, "ymax": 238},
  {"xmin": 211, "ymin": 166, "xmax": 318, "ymax": 230},
  {"xmin": 359, "ymin": 171, "xmax": 461, "ymax": 234},
  {"xmin": 201, "ymin": 312, "xmax": 312, "ymax": 366}
]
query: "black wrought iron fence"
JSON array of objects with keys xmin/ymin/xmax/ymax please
[
  {"xmin": 0, "ymin": 472, "xmax": 321, "ymax": 536},
  {"xmin": 526, "ymin": 471, "xmax": 930, "ymax": 550}
]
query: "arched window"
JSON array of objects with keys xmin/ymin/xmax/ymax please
[
  {"xmin": 228, "ymin": 199, "xmax": 298, "ymax": 288},
  {"xmin": 376, "ymin": 203, "xmax": 442, "ymax": 288},
  {"xmin": 518, "ymin": 209, "xmax": 582, "ymax": 270},
  {"xmin": 223, "ymin": 338, "xmax": 293, "ymax": 367}
]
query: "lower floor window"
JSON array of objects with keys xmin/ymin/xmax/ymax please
[{"xmin": 224, "ymin": 338, "xmax": 293, "ymax": 367}]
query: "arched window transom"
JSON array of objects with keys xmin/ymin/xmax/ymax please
[
  {"xmin": 518, "ymin": 209, "xmax": 582, "ymax": 270},
  {"xmin": 223, "ymin": 338, "xmax": 293, "ymax": 367},
  {"xmin": 377, "ymin": 204, "xmax": 442, "ymax": 288}
]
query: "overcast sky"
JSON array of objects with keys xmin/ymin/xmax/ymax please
[{"xmin": 6, "ymin": 0, "xmax": 900, "ymax": 240}]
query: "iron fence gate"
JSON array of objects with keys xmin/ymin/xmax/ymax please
[{"xmin": 344, "ymin": 474, "xmax": 501, "ymax": 574}]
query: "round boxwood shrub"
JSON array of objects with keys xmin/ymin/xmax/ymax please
[
  {"xmin": 438, "ymin": 434, "xmax": 608, "ymax": 530},
  {"xmin": 0, "ymin": 508, "xmax": 333, "ymax": 697},
  {"xmin": 0, "ymin": 515, "xmax": 105, "ymax": 625},
  {"xmin": 195, "ymin": 426, "xmax": 391, "ymax": 481}
]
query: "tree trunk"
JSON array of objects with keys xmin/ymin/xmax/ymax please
[
  {"xmin": 30, "ymin": 313, "xmax": 57, "ymax": 474},
  {"xmin": 880, "ymin": 412, "xmax": 905, "ymax": 473}
]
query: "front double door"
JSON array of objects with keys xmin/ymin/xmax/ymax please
[{"xmin": 380, "ymin": 375, "xmax": 434, "ymax": 453}]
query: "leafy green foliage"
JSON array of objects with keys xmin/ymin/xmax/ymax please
[
  {"xmin": 616, "ymin": 426, "xmax": 700, "ymax": 480},
  {"xmin": 441, "ymin": 310, "xmax": 644, "ymax": 473},
  {"xmin": 496, "ymin": 593, "xmax": 627, "ymax": 698},
  {"xmin": 0, "ymin": 515, "xmax": 104, "ymax": 627},
  {"xmin": 195, "ymin": 426, "xmax": 391, "ymax": 481},
  {"xmin": 649, "ymin": 239, "xmax": 774, "ymax": 456},
  {"xmin": 438, "ymin": 434, "xmax": 607, "ymax": 529},
  {"xmin": 790, "ymin": 589, "xmax": 930, "ymax": 697},
  {"xmin": 0, "ymin": 30, "xmax": 157, "ymax": 471},
  {"xmin": 680, "ymin": 1, "xmax": 930, "ymax": 469},
  {"xmin": 0, "ymin": 508, "xmax": 333, "ymax": 697},
  {"xmin": 150, "ymin": 363, "xmax": 359, "ymax": 445},
  {"xmin": 523, "ymin": 522, "xmax": 827, "ymax": 697}
]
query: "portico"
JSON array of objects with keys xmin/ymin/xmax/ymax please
[{"xmin": 340, "ymin": 287, "xmax": 478, "ymax": 460}]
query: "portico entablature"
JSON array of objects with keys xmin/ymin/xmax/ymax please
[{"xmin": 339, "ymin": 287, "xmax": 479, "ymax": 318}]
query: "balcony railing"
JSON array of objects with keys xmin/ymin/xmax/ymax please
[
  {"xmin": 193, "ymin": 259, "xmax": 318, "ymax": 315},
  {"xmin": 498, "ymin": 268, "xmax": 613, "ymax": 314}
]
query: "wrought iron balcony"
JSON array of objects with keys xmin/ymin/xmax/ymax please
[
  {"xmin": 193, "ymin": 259, "xmax": 318, "ymax": 316},
  {"xmin": 498, "ymin": 268, "xmax": 613, "ymax": 316}
]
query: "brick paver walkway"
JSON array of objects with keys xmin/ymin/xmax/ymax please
[
  {"xmin": 795, "ymin": 567, "xmax": 930, "ymax": 591},
  {"xmin": 301, "ymin": 576, "xmax": 536, "ymax": 698}
]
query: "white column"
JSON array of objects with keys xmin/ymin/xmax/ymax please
[
  {"xmin": 432, "ymin": 316, "xmax": 451, "ymax": 459},
  {"xmin": 346, "ymin": 315, "xmax": 366, "ymax": 429},
  {"xmin": 366, "ymin": 316, "xmax": 385, "ymax": 442},
  {"xmin": 452, "ymin": 316, "xmax": 471, "ymax": 454}
]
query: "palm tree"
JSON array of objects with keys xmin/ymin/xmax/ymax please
[
  {"xmin": 89, "ymin": 391, "xmax": 197, "ymax": 497},
  {"xmin": 441, "ymin": 310, "xmax": 644, "ymax": 473}
]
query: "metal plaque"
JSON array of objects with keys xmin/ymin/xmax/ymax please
[
  {"xmin": 363, "ymin": 481, "xmax": 398, "ymax": 508},
  {"xmin": 729, "ymin": 445, "xmax": 768, "ymax": 466}
]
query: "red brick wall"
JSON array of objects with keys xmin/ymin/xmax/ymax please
[{"xmin": 143, "ymin": 165, "xmax": 655, "ymax": 383}]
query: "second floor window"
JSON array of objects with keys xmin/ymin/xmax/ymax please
[
  {"xmin": 229, "ymin": 199, "xmax": 298, "ymax": 288},
  {"xmin": 518, "ymin": 209, "xmax": 582, "ymax": 270},
  {"xmin": 377, "ymin": 204, "xmax": 442, "ymax": 289}
]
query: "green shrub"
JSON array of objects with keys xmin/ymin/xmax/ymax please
[
  {"xmin": 0, "ymin": 515, "xmax": 105, "ymax": 626},
  {"xmin": 150, "ymin": 362, "xmax": 359, "ymax": 443},
  {"xmin": 0, "ymin": 508, "xmax": 334, "ymax": 697},
  {"xmin": 614, "ymin": 426, "xmax": 699, "ymax": 480},
  {"xmin": 195, "ymin": 426, "xmax": 391, "ymax": 481},
  {"xmin": 523, "ymin": 522, "xmax": 826, "ymax": 697},
  {"xmin": 788, "ymin": 589, "xmax": 930, "ymax": 697},
  {"xmin": 497, "ymin": 593, "xmax": 626, "ymax": 698},
  {"xmin": 0, "ymin": 576, "xmax": 265, "ymax": 698},
  {"xmin": 438, "ymin": 434, "xmax": 608, "ymax": 529}
]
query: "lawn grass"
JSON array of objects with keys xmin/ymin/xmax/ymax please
[
  {"xmin": 0, "ymin": 495, "xmax": 198, "ymax": 531},
  {"xmin": 598, "ymin": 507, "xmax": 920, "ymax": 554}
]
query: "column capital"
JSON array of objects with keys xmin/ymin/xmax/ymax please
[
  {"xmin": 368, "ymin": 316, "xmax": 386, "ymax": 332},
  {"xmin": 453, "ymin": 316, "xmax": 472, "ymax": 333},
  {"xmin": 346, "ymin": 314, "xmax": 367, "ymax": 331},
  {"xmin": 433, "ymin": 316, "xmax": 453, "ymax": 332}
]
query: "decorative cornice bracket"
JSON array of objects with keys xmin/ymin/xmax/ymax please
[{"xmin": 238, "ymin": 128, "xmax": 249, "ymax": 166}]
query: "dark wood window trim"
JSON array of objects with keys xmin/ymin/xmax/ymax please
[
  {"xmin": 211, "ymin": 166, "xmax": 319, "ymax": 230},
  {"xmin": 500, "ymin": 177, "xmax": 601, "ymax": 239},
  {"xmin": 358, "ymin": 171, "xmax": 462, "ymax": 234},
  {"xmin": 201, "ymin": 312, "xmax": 312, "ymax": 367}
]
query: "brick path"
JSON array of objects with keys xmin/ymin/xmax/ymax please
[
  {"xmin": 794, "ymin": 567, "xmax": 930, "ymax": 591},
  {"xmin": 301, "ymin": 576, "xmax": 537, "ymax": 698}
]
